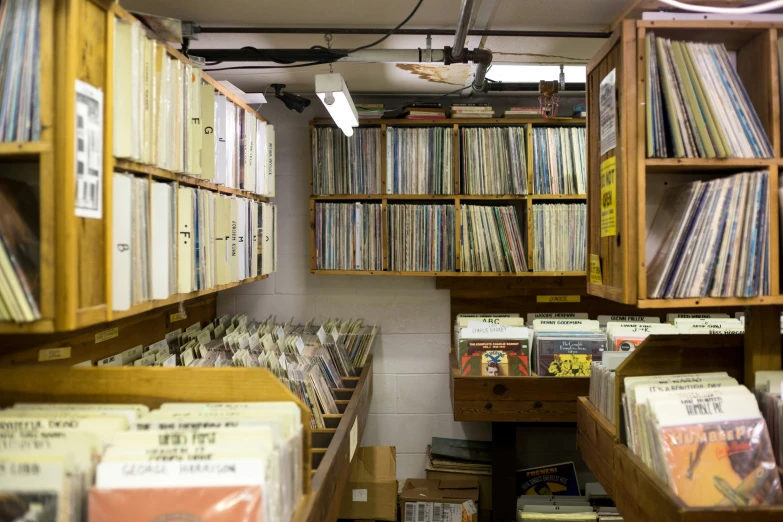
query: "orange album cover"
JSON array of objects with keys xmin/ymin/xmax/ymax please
[
  {"xmin": 658, "ymin": 418, "xmax": 783, "ymax": 507},
  {"xmin": 89, "ymin": 486, "xmax": 264, "ymax": 522}
]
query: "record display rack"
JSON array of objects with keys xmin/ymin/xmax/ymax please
[
  {"xmin": 309, "ymin": 117, "xmax": 586, "ymax": 277},
  {"xmin": 587, "ymin": 20, "xmax": 783, "ymax": 308},
  {"xmin": 0, "ymin": 0, "xmax": 270, "ymax": 335},
  {"xmin": 576, "ymin": 327, "xmax": 783, "ymax": 522},
  {"xmin": 0, "ymin": 315, "xmax": 374, "ymax": 522}
]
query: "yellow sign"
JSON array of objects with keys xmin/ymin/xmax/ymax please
[
  {"xmin": 170, "ymin": 311, "xmax": 188, "ymax": 323},
  {"xmin": 589, "ymin": 254, "xmax": 603, "ymax": 285},
  {"xmin": 95, "ymin": 327, "xmax": 119, "ymax": 344},
  {"xmin": 537, "ymin": 295, "xmax": 581, "ymax": 303},
  {"xmin": 38, "ymin": 347, "xmax": 71, "ymax": 362},
  {"xmin": 600, "ymin": 156, "xmax": 617, "ymax": 237}
]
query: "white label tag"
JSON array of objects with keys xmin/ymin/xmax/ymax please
[
  {"xmin": 317, "ymin": 326, "xmax": 327, "ymax": 345},
  {"xmin": 352, "ymin": 489, "xmax": 368, "ymax": 502},
  {"xmin": 599, "ymin": 68, "xmax": 616, "ymax": 155},
  {"xmin": 349, "ymin": 417, "xmax": 358, "ymax": 461},
  {"xmin": 74, "ymin": 80, "xmax": 104, "ymax": 219}
]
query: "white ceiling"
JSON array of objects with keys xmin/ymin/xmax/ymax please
[{"xmin": 120, "ymin": 0, "xmax": 633, "ymax": 94}]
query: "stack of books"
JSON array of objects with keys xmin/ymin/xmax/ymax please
[
  {"xmin": 449, "ymin": 104, "xmax": 494, "ymax": 118},
  {"xmin": 400, "ymin": 104, "xmax": 447, "ymax": 119},
  {"xmin": 356, "ymin": 103, "xmax": 384, "ymax": 119},
  {"xmin": 504, "ymin": 107, "xmax": 541, "ymax": 118}
]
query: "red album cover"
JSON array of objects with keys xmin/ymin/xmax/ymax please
[{"xmin": 89, "ymin": 486, "xmax": 264, "ymax": 522}]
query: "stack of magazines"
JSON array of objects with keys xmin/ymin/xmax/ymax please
[
  {"xmin": 533, "ymin": 127, "xmax": 586, "ymax": 194},
  {"xmin": 646, "ymin": 170, "xmax": 769, "ymax": 298},
  {"xmin": 312, "ymin": 127, "xmax": 382, "ymax": 194},
  {"xmin": 622, "ymin": 372, "xmax": 782, "ymax": 507},
  {"xmin": 460, "ymin": 204, "xmax": 528, "ymax": 272},
  {"xmin": 388, "ymin": 203, "xmax": 455, "ymax": 271},
  {"xmin": 0, "ymin": 0, "xmax": 40, "ymax": 141},
  {"xmin": 461, "ymin": 127, "xmax": 528, "ymax": 194},
  {"xmin": 314, "ymin": 202, "xmax": 382, "ymax": 270},
  {"xmin": 386, "ymin": 127, "xmax": 454, "ymax": 194},
  {"xmin": 531, "ymin": 203, "xmax": 586, "ymax": 272},
  {"xmin": 646, "ymin": 34, "xmax": 773, "ymax": 158}
]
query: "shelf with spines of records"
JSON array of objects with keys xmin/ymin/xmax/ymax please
[
  {"xmin": 310, "ymin": 119, "xmax": 586, "ymax": 198},
  {"xmin": 110, "ymin": 171, "xmax": 278, "ymax": 320},
  {"xmin": 0, "ymin": 2, "xmax": 280, "ymax": 333},
  {"xmin": 311, "ymin": 198, "xmax": 586, "ymax": 276},
  {"xmin": 587, "ymin": 21, "xmax": 783, "ymax": 308}
]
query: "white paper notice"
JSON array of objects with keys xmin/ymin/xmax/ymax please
[
  {"xmin": 352, "ymin": 489, "xmax": 368, "ymax": 502},
  {"xmin": 74, "ymin": 80, "xmax": 104, "ymax": 219},
  {"xmin": 350, "ymin": 417, "xmax": 358, "ymax": 461},
  {"xmin": 599, "ymin": 68, "xmax": 617, "ymax": 156}
]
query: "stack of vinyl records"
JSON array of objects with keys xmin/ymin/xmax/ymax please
[
  {"xmin": 622, "ymin": 373, "xmax": 783, "ymax": 506},
  {"xmin": 356, "ymin": 103, "xmax": 384, "ymax": 119},
  {"xmin": 449, "ymin": 104, "xmax": 494, "ymax": 118},
  {"xmin": 460, "ymin": 204, "xmax": 528, "ymax": 272},
  {"xmin": 0, "ymin": 0, "xmax": 40, "ymax": 141},
  {"xmin": 314, "ymin": 202, "xmax": 382, "ymax": 270},
  {"xmin": 755, "ymin": 371, "xmax": 783, "ymax": 467},
  {"xmin": 646, "ymin": 34, "xmax": 773, "ymax": 158},
  {"xmin": 533, "ymin": 127, "xmax": 586, "ymax": 194},
  {"xmin": 461, "ymin": 127, "xmax": 528, "ymax": 194},
  {"xmin": 531, "ymin": 319, "xmax": 606, "ymax": 377},
  {"xmin": 646, "ymin": 170, "xmax": 769, "ymax": 298},
  {"xmin": 388, "ymin": 203, "xmax": 455, "ymax": 271},
  {"xmin": 311, "ymin": 126, "xmax": 382, "ymax": 194},
  {"xmin": 531, "ymin": 203, "xmax": 586, "ymax": 272},
  {"xmin": 386, "ymin": 127, "xmax": 454, "ymax": 194},
  {"xmin": 0, "ymin": 179, "xmax": 40, "ymax": 322}
]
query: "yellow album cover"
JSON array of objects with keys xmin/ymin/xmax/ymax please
[{"xmin": 659, "ymin": 419, "xmax": 783, "ymax": 506}]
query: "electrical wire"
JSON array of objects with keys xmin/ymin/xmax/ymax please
[
  {"xmin": 658, "ymin": 0, "xmax": 783, "ymax": 13},
  {"xmin": 343, "ymin": 0, "xmax": 425, "ymax": 53}
]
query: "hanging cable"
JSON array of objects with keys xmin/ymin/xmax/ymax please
[
  {"xmin": 657, "ymin": 0, "xmax": 783, "ymax": 14},
  {"xmin": 342, "ymin": 0, "xmax": 425, "ymax": 53},
  {"xmin": 204, "ymin": 61, "xmax": 332, "ymax": 72}
]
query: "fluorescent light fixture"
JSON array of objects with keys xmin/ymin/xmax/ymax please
[{"xmin": 315, "ymin": 73, "xmax": 358, "ymax": 137}]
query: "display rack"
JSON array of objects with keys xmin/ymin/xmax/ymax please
[
  {"xmin": 576, "ymin": 325, "xmax": 783, "ymax": 522},
  {"xmin": 309, "ymin": 117, "xmax": 586, "ymax": 277},
  {"xmin": 0, "ymin": 0, "xmax": 270, "ymax": 335},
  {"xmin": 586, "ymin": 20, "xmax": 781, "ymax": 308}
]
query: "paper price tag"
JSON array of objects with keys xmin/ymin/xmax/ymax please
[
  {"xmin": 352, "ymin": 489, "xmax": 368, "ymax": 502},
  {"xmin": 95, "ymin": 327, "xmax": 118, "ymax": 344},
  {"xmin": 317, "ymin": 326, "xmax": 327, "ymax": 345},
  {"xmin": 170, "ymin": 311, "xmax": 187, "ymax": 323},
  {"xmin": 38, "ymin": 347, "xmax": 71, "ymax": 362},
  {"xmin": 600, "ymin": 156, "xmax": 617, "ymax": 237},
  {"xmin": 537, "ymin": 295, "xmax": 581, "ymax": 303},
  {"xmin": 589, "ymin": 254, "xmax": 603, "ymax": 284}
]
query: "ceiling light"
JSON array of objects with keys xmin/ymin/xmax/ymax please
[{"xmin": 315, "ymin": 73, "xmax": 358, "ymax": 137}]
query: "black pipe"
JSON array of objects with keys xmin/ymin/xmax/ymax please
[
  {"xmin": 196, "ymin": 26, "xmax": 609, "ymax": 38},
  {"xmin": 486, "ymin": 82, "xmax": 586, "ymax": 92}
]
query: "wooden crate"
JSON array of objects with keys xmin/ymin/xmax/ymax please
[
  {"xmin": 586, "ymin": 20, "xmax": 783, "ymax": 308},
  {"xmin": 576, "ymin": 397, "xmax": 617, "ymax": 499}
]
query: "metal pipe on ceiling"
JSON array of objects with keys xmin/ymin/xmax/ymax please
[
  {"xmin": 450, "ymin": 0, "xmax": 475, "ymax": 62},
  {"xmin": 196, "ymin": 26, "xmax": 609, "ymax": 38}
]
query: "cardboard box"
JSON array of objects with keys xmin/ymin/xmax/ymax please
[
  {"xmin": 338, "ymin": 446, "xmax": 397, "ymax": 521},
  {"xmin": 399, "ymin": 478, "xmax": 479, "ymax": 522},
  {"xmin": 425, "ymin": 469, "xmax": 492, "ymax": 510}
]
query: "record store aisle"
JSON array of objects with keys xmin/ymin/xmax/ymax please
[{"xmin": 3, "ymin": 1, "xmax": 783, "ymax": 522}]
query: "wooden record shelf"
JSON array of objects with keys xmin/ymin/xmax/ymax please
[
  {"xmin": 586, "ymin": 20, "xmax": 783, "ymax": 308},
  {"xmin": 576, "ymin": 331, "xmax": 783, "ymax": 522},
  {"xmin": 296, "ymin": 357, "xmax": 373, "ymax": 522},
  {"xmin": 449, "ymin": 352, "xmax": 589, "ymax": 423},
  {"xmin": 310, "ymin": 117, "xmax": 587, "ymax": 278},
  {"xmin": 0, "ymin": 1, "xmax": 273, "ymax": 335}
]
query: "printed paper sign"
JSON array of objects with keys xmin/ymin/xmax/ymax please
[
  {"xmin": 599, "ymin": 68, "xmax": 617, "ymax": 155},
  {"xmin": 74, "ymin": 80, "xmax": 103, "ymax": 219},
  {"xmin": 537, "ymin": 295, "xmax": 581, "ymax": 303},
  {"xmin": 38, "ymin": 347, "xmax": 71, "ymax": 362},
  {"xmin": 589, "ymin": 254, "xmax": 603, "ymax": 284},
  {"xmin": 600, "ymin": 156, "xmax": 617, "ymax": 237}
]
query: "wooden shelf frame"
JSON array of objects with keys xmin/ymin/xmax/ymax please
[
  {"xmin": 310, "ymin": 118, "xmax": 587, "ymax": 277},
  {"xmin": 0, "ymin": 0, "xmax": 273, "ymax": 334},
  {"xmin": 449, "ymin": 351, "xmax": 589, "ymax": 422},
  {"xmin": 587, "ymin": 20, "xmax": 783, "ymax": 308}
]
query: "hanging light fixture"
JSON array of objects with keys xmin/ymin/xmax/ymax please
[{"xmin": 315, "ymin": 73, "xmax": 358, "ymax": 137}]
